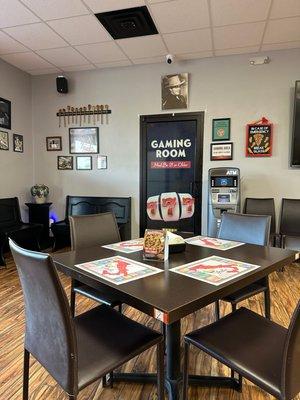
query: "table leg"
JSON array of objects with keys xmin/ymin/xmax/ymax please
[{"xmin": 165, "ymin": 320, "xmax": 181, "ymax": 400}]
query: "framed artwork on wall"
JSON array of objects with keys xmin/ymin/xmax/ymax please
[
  {"xmin": 69, "ymin": 127, "xmax": 99, "ymax": 154},
  {"xmin": 0, "ymin": 130, "xmax": 9, "ymax": 150},
  {"xmin": 13, "ymin": 134, "xmax": 23, "ymax": 152},
  {"xmin": 57, "ymin": 156, "xmax": 73, "ymax": 170},
  {"xmin": 0, "ymin": 97, "xmax": 11, "ymax": 130},
  {"xmin": 210, "ymin": 142, "xmax": 233, "ymax": 161},
  {"xmin": 161, "ymin": 73, "xmax": 188, "ymax": 110},
  {"xmin": 76, "ymin": 156, "xmax": 92, "ymax": 170},
  {"xmin": 212, "ymin": 118, "xmax": 231, "ymax": 141},
  {"xmin": 46, "ymin": 136, "xmax": 62, "ymax": 151},
  {"xmin": 97, "ymin": 155, "xmax": 107, "ymax": 169},
  {"xmin": 246, "ymin": 118, "xmax": 272, "ymax": 157}
]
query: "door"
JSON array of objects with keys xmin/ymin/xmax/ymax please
[{"xmin": 140, "ymin": 112, "xmax": 204, "ymax": 236}]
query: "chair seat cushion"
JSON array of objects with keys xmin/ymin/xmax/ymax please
[
  {"xmin": 73, "ymin": 284, "xmax": 121, "ymax": 307},
  {"xmin": 75, "ymin": 304, "xmax": 162, "ymax": 390},
  {"xmin": 222, "ymin": 282, "xmax": 268, "ymax": 304},
  {"xmin": 185, "ymin": 308, "xmax": 287, "ymax": 399}
]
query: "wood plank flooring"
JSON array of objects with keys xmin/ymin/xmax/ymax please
[{"xmin": 0, "ymin": 251, "xmax": 299, "ymax": 400}]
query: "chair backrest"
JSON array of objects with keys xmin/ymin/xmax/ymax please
[
  {"xmin": 282, "ymin": 300, "xmax": 300, "ymax": 399},
  {"xmin": 218, "ymin": 213, "xmax": 271, "ymax": 246},
  {"xmin": 280, "ymin": 199, "xmax": 300, "ymax": 236},
  {"xmin": 69, "ymin": 212, "xmax": 121, "ymax": 251},
  {"xmin": 9, "ymin": 239, "xmax": 77, "ymax": 395},
  {"xmin": 244, "ymin": 198, "xmax": 276, "ymax": 235},
  {"xmin": 0, "ymin": 197, "xmax": 21, "ymax": 227}
]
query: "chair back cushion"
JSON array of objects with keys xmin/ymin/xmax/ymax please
[
  {"xmin": 69, "ymin": 212, "xmax": 121, "ymax": 250},
  {"xmin": 218, "ymin": 213, "xmax": 271, "ymax": 246},
  {"xmin": 9, "ymin": 239, "xmax": 77, "ymax": 395},
  {"xmin": 244, "ymin": 198, "xmax": 276, "ymax": 235},
  {"xmin": 280, "ymin": 199, "xmax": 300, "ymax": 236}
]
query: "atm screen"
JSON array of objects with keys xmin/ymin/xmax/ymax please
[
  {"xmin": 218, "ymin": 194, "xmax": 231, "ymax": 203},
  {"xmin": 213, "ymin": 177, "xmax": 234, "ymax": 187}
]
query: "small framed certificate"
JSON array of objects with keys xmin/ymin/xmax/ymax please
[
  {"xmin": 210, "ymin": 142, "xmax": 233, "ymax": 161},
  {"xmin": 97, "ymin": 155, "xmax": 107, "ymax": 169}
]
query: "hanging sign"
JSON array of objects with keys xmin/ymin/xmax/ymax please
[{"xmin": 246, "ymin": 117, "xmax": 273, "ymax": 157}]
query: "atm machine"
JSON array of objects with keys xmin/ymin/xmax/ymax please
[{"xmin": 207, "ymin": 167, "xmax": 240, "ymax": 237}]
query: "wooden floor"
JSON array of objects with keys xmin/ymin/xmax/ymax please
[{"xmin": 1, "ymin": 252, "xmax": 300, "ymax": 400}]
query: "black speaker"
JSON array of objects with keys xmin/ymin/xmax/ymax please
[{"xmin": 56, "ymin": 76, "xmax": 68, "ymax": 93}]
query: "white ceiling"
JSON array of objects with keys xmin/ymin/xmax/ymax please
[{"xmin": 0, "ymin": 0, "xmax": 299, "ymax": 75}]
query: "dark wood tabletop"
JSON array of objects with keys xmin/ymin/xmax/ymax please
[{"xmin": 53, "ymin": 244, "xmax": 298, "ymax": 324}]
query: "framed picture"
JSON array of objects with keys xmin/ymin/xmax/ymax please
[
  {"xmin": 69, "ymin": 127, "xmax": 99, "ymax": 154},
  {"xmin": 57, "ymin": 156, "xmax": 73, "ymax": 170},
  {"xmin": 161, "ymin": 73, "xmax": 188, "ymax": 110},
  {"xmin": 46, "ymin": 136, "xmax": 62, "ymax": 151},
  {"xmin": 13, "ymin": 134, "xmax": 23, "ymax": 152},
  {"xmin": 0, "ymin": 97, "xmax": 11, "ymax": 130},
  {"xmin": 246, "ymin": 122, "xmax": 273, "ymax": 157},
  {"xmin": 212, "ymin": 118, "xmax": 231, "ymax": 141},
  {"xmin": 76, "ymin": 156, "xmax": 92, "ymax": 170},
  {"xmin": 97, "ymin": 155, "xmax": 107, "ymax": 169},
  {"xmin": 210, "ymin": 142, "xmax": 233, "ymax": 161},
  {"xmin": 0, "ymin": 130, "xmax": 9, "ymax": 150}
]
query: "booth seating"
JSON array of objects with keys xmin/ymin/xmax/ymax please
[
  {"xmin": 0, "ymin": 197, "xmax": 42, "ymax": 266},
  {"xmin": 279, "ymin": 198, "xmax": 300, "ymax": 251},
  {"xmin": 51, "ymin": 196, "xmax": 131, "ymax": 250}
]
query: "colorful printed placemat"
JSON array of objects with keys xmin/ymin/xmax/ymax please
[
  {"xmin": 75, "ymin": 256, "xmax": 161, "ymax": 285},
  {"xmin": 102, "ymin": 238, "xmax": 144, "ymax": 253},
  {"xmin": 171, "ymin": 255, "xmax": 260, "ymax": 286},
  {"xmin": 185, "ymin": 235, "xmax": 244, "ymax": 251}
]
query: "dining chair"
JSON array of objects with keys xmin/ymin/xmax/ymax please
[
  {"xmin": 69, "ymin": 212, "xmax": 122, "ymax": 317},
  {"xmin": 9, "ymin": 239, "xmax": 165, "ymax": 400},
  {"xmin": 215, "ymin": 213, "xmax": 271, "ymax": 320},
  {"xmin": 182, "ymin": 303, "xmax": 300, "ymax": 400},
  {"xmin": 279, "ymin": 198, "xmax": 300, "ymax": 251}
]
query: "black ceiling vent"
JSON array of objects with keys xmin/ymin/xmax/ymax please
[{"xmin": 95, "ymin": 6, "xmax": 158, "ymax": 40}]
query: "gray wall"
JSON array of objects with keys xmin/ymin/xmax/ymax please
[
  {"xmin": 31, "ymin": 49, "xmax": 300, "ymax": 237},
  {"xmin": 0, "ymin": 59, "xmax": 33, "ymax": 219}
]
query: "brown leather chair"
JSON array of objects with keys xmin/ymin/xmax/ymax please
[
  {"xmin": 183, "ymin": 304, "xmax": 300, "ymax": 400},
  {"xmin": 69, "ymin": 212, "xmax": 122, "ymax": 317},
  {"xmin": 216, "ymin": 213, "xmax": 271, "ymax": 320},
  {"xmin": 9, "ymin": 239, "xmax": 164, "ymax": 400}
]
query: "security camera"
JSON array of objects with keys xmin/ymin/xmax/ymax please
[{"xmin": 166, "ymin": 54, "xmax": 174, "ymax": 64}]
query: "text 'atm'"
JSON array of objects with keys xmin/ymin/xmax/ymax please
[{"xmin": 207, "ymin": 167, "xmax": 240, "ymax": 237}]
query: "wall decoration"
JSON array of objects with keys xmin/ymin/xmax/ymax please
[
  {"xmin": 69, "ymin": 127, "xmax": 99, "ymax": 154},
  {"xmin": 161, "ymin": 73, "xmax": 188, "ymax": 110},
  {"xmin": 97, "ymin": 155, "xmax": 107, "ymax": 169},
  {"xmin": 212, "ymin": 118, "xmax": 231, "ymax": 141},
  {"xmin": 246, "ymin": 117, "xmax": 272, "ymax": 157},
  {"xmin": 46, "ymin": 136, "xmax": 62, "ymax": 151},
  {"xmin": 210, "ymin": 142, "xmax": 233, "ymax": 161},
  {"xmin": 57, "ymin": 156, "xmax": 73, "ymax": 170},
  {"xmin": 56, "ymin": 104, "xmax": 111, "ymax": 127},
  {"xmin": 0, "ymin": 97, "xmax": 11, "ymax": 130},
  {"xmin": 13, "ymin": 134, "xmax": 23, "ymax": 153},
  {"xmin": 76, "ymin": 156, "xmax": 92, "ymax": 170},
  {"xmin": 0, "ymin": 130, "xmax": 9, "ymax": 150}
]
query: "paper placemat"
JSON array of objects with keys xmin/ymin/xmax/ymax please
[
  {"xmin": 171, "ymin": 255, "xmax": 260, "ymax": 286},
  {"xmin": 102, "ymin": 238, "xmax": 144, "ymax": 253},
  {"xmin": 75, "ymin": 256, "xmax": 161, "ymax": 285},
  {"xmin": 185, "ymin": 235, "xmax": 244, "ymax": 251}
]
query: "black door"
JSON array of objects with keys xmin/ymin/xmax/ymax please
[{"xmin": 140, "ymin": 112, "xmax": 204, "ymax": 236}]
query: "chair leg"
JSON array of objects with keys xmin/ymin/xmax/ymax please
[
  {"xmin": 156, "ymin": 340, "xmax": 165, "ymax": 400},
  {"xmin": 118, "ymin": 304, "xmax": 123, "ymax": 313},
  {"xmin": 69, "ymin": 396, "xmax": 77, "ymax": 400},
  {"xmin": 0, "ymin": 242, "xmax": 6, "ymax": 267},
  {"xmin": 215, "ymin": 300, "xmax": 220, "ymax": 321},
  {"xmin": 182, "ymin": 341, "xmax": 190, "ymax": 400},
  {"xmin": 23, "ymin": 349, "xmax": 30, "ymax": 400},
  {"xmin": 264, "ymin": 288, "xmax": 271, "ymax": 320},
  {"xmin": 70, "ymin": 280, "xmax": 76, "ymax": 318},
  {"xmin": 231, "ymin": 303, "xmax": 237, "ymax": 313}
]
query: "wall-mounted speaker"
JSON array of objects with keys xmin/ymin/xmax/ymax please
[{"xmin": 56, "ymin": 76, "xmax": 68, "ymax": 94}]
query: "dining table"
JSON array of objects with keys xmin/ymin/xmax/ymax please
[{"xmin": 53, "ymin": 241, "xmax": 298, "ymax": 400}]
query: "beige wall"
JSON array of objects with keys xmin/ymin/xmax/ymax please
[
  {"xmin": 31, "ymin": 49, "xmax": 300, "ymax": 236},
  {"xmin": 0, "ymin": 59, "xmax": 33, "ymax": 220}
]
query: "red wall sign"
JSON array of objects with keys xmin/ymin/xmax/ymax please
[{"xmin": 246, "ymin": 117, "xmax": 273, "ymax": 157}]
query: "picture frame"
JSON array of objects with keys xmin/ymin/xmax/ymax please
[
  {"xmin": 13, "ymin": 134, "xmax": 23, "ymax": 153},
  {"xmin": 161, "ymin": 73, "xmax": 188, "ymax": 110},
  {"xmin": 69, "ymin": 127, "xmax": 99, "ymax": 154},
  {"xmin": 212, "ymin": 118, "xmax": 231, "ymax": 141},
  {"xmin": 46, "ymin": 136, "xmax": 62, "ymax": 151},
  {"xmin": 246, "ymin": 122, "xmax": 273, "ymax": 157},
  {"xmin": 97, "ymin": 155, "xmax": 107, "ymax": 169},
  {"xmin": 0, "ymin": 130, "xmax": 9, "ymax": 150},
  {"xmin": 76, "ymin": 156, "xmax": 92, "ymax": 170},
  {"xmin": 210, "ymin": 142, "xmax": 233, "ymax": 161},
  {"xmin": 57, "ymin": 155, "xmax": 73, "ymax": 170},
  {"xmin": 0, "ymin": 97, "xmax": 11, "ymax": 130}
]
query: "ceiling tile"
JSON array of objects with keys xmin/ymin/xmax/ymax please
[
  {"xmin": 27, "ymin": 67, "xmax": 61, "ymax": 75},
  {"xmin": 215, "ymin": 45, "xmax": 260, "ymax": 56},
  {"xmin": 261, "ymin": 41, "xmax": 300, "ymax": 51},
  {"xmin": 177, "ymin": 51, "xmax": 213, "ymax": 60},
  {"xmin": 163, "ymin": 29, "xmax": 212, "ymax": 53},
  {"xmin": 214, "ymin": 22, "xmax": 265, "ymax": 50},
  {"xmin": 21, "ymin": 0, "xmax": 89, "ymax": 20},
  {"xmin": 62, "ymin": 64, "xmax": 96, "ymax": 71},
  {"xmin": 95, "ymin": 60, "xmax": 132, "ymax": 68},
  {"xmin": 270, "ymin": 0, "xmax": 300, "ymax": 19},
  {"xmin": 117, "ymin": 35, "xmax": 167, "ymax": 58},
  {"xmin": 0, "ymin": 31, "xmax": 28, "ymax": 54},
  {"xmin": 48, "ymin": 15, "xmax": 111, "ymax": 45},
  {"xmin": 4, "ymin": 23, "xmax": 68, "ymax": 50},
  {"xmin": 1, "ymin": 51, "xmax": 54, "ymax": 70},
  {"xmin": 0, "ymin": 0, "xmax": 40, "ymax": 28},
  {"xmin": 75, "ymin": 42, "xmax": 128, "ymax": 63},
  {"xmin": 132, "ymin": 55, "xmax": 165, "ymax": 64},
  {"xmin": 83, "ymin": 0, "xmax": 145, "ymax": 13},
  {"xmin": 150, "ymin": 0, "xmax": 209, "ymax": 33},
  {"xmin": 37, "ymin": 47, "xmax": 89, "ymax": 67},
  {"xmin": 264, "ymin": 17, "xmax": 300, "ymax": 44},
  {"xmin": 210, "ymin": 0, "xmax": 271, "ymax": 26}
]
